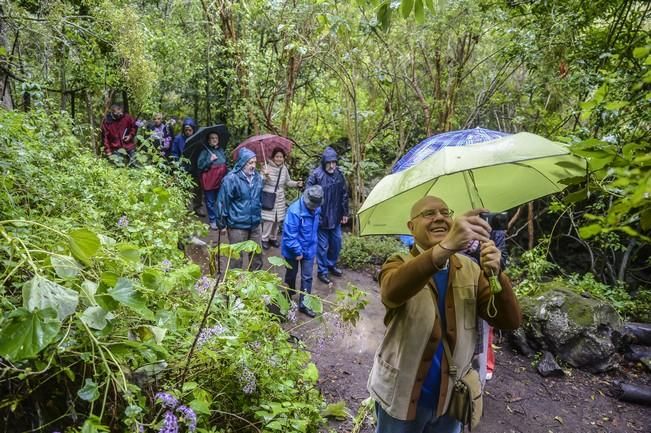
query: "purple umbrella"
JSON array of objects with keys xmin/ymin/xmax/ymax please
[{"xmin": 392, "ymin": 127, "xmax": 510, "ymax": 173}]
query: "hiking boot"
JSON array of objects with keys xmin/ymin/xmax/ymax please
[
  {"xmin": 209, "ymin": 222, "xmax": 218, "ymax": 231},
  {"xmin": 329, "ymin": 266, "xmax": 343, "ymax": 277},
  {"xmin": 261, "ymin": 240, "xmax": 270, "ymax": 250},
  {"xmin": 317, "ymin": 274, "xmax": 332, "ymax": 285},
  {"xmin": 299, "ymin": 304, "xmax": 316, "ymax": 318},
  {"xmin": 270, "ymin": 239, "xmax": 281, "ymax": 248}
]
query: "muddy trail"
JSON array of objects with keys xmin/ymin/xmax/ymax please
[{"xmin": 186, "ymin": 230, "xmax": 651, "ymax": 433}]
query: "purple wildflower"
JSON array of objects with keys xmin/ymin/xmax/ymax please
[
  {"xmin": 197, "ymin": 324, "xmax": 225, "ymax": 348},
  {"xmin": 155, "ymin": 392, "xmax": 179, "ymax": 409},
  {"xmin": 161, "ymin": 259, "xmax": 172, "ymax": 272},
  {"xmin": 159, "ymin": 411, "xmax": 179, "ymax": 433},
  {"xmin": 117, "ymin": 215, "xmax": 129, "ymax": 228},
  {"xmin": 287, "ymin": 301, "xmax": 298, "ymax": 323},
  {"xmin": 249, "ymin": 341, "xmax": 262, "ymax": 351},
  {"xmin": 241, "ymin": 367, "xmax": 257, "ymax": 395},
  {"xmin": 135, "ymin": 119, "xmax": 146, "ymax": 128},
  {"xmin": 176, "ymin": 405, "xmax": 197, "ymax": 432},
  {"xmin": 193, "ymin": 276, "xmax": 213, "ymax": 295}
]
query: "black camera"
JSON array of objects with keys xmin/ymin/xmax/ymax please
[{"xmin": 480, "ymin": 212, "xmax": 508, "ymax": 231}]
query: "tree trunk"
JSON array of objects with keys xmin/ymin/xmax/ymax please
[
  {"xmin": 280, "ymin": 52, "xmax": 302, "ymax": 136},
  {"xmin": 85, "ymin": 90, "xmax": 98, "ymax": 153},
  {"xmin": 528, "ymin": 201, "xmax": 534, "ymax": 250},
  {"xmin": 59, "ymin": 26, "xmax": 67, "ymax": 112},
  {"xmin": 0, "ymin": 13, "xmax": 14, "ymax": 110},
  {"xmin": 121, "ymin": 90, "xmax": 129, "ymax": 115}
]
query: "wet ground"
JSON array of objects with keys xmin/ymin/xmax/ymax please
[{"xmin": 187, "ymin": 227, "xmax": 651, "ymax": 433}]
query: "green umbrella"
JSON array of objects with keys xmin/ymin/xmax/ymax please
[{"xmin": 358, "ymin": 132, "xmax": 586, "ymax": 236}]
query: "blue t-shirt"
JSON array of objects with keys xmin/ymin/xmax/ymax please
[{"xmin": 418, "ymin": 267, "xmax": 449, "ymax": 409}]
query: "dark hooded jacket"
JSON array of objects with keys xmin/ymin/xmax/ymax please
[
  {"xmin": 217, "ymin": 148, "xmax": 263, "ymax": 229},
  {"xmin": 101, "ymin": 112, "xmax": 137, "ymax": 155},
  {"xmin": 306, "ymin": 146, "xmax": 349, "ymax": 230},
  {"xmin": 170, "ymin": 118, "xmax": 198, "ymax": 160}
]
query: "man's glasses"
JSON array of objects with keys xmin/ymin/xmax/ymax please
[{"xmin": 411, "ymin": 208, "xmax": 454, "ymax": 221}]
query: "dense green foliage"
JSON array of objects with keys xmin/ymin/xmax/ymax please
[
  {"xmin": 0, "ymin": 110, "xmax": 363, "ymax": 432},
  {"xmin": 0, "ymin": 0, "xmax": 649, "ymax": 429},
  {"xmin": 339, "ymin": 234, "xmax": 406, "ymax": 271}
]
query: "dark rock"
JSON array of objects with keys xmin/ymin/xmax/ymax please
[
  {"xmin": 615, "ymin": 382, "xmax": 651, "ymax": 406},
  {"xmin": 509, "ymin": 328, "xmax": 536, "ymax": 356},
  {"xmin": 520, "ymin": 286, "xmax": 622, "ymax": 373},
  {"xmin": 624, "ymin": 345, "xmax": 651, "ymax": 362},
  {"xmin": 537, "ymin": 351, "xmax": 564, "ymax": 377},
  {"xmin": 623, "ymin": 322, "xmax": 651, "ymax": 346}
]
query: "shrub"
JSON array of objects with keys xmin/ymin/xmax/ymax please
[
  {"xmin": 0, "ymin": 110, "xmax": 331, "ymax": 432},
  {"xmin": 338, "ymin": 234, "xmax": 407, "ymax": 271}
]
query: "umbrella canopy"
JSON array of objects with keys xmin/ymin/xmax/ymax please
[
  {"xmin": 182, "ymin": 125, "xmax": 230, "ymax": 174},
  {"xmin": 231, "ymin": 134, "xmax": 293, "ymax": 164},
  {"xmin": 392, "ymin": 127, "xmax": 510, "ymax": 173},
  {"xmin": 358, "ymin": 132, "xmax": 586, "ymax": 236}
]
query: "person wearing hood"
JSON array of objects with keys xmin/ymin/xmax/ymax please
[
  {"xmin": 170, "ymin": 117, "xmax": 198, "ymax": 160},
  {"xmin": 197, "ymin": 132, "xmax": 228, "ymax": 230},
  {"xmin": 281, "ymin": 185, "xmax": 323, "ymax": 318},
  {"xmin": 306, "ymin": 146, "xmax": 349, "ymax": 285},
  {"xmin": 170, "ymin": 117, "xmax": 205, "ymax": 217},
  {"xmin": 217, "ymin": 148, "xmax": 264, "ymax": 270},
  {"xmin": 101, "ymin": 104, "xmax": 137, "ymax": 164}
]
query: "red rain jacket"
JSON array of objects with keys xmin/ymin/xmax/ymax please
[{"xmin": 101, "ymin": 113, "xmax": 137, "ymax": 154}]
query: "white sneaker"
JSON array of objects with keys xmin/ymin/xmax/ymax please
[{"xmin": 486, "ymin": 372, "xmax": 493, "ymax": 380}]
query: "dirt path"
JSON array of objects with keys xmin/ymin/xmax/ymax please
[{"xmin": 187, "ymin": 232, "xmax": 651, "ymax": 433}]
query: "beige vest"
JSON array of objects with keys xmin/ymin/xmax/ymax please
[{"xmin": 367, "ymin": 253, "xmax": 480, "ymax": 420}]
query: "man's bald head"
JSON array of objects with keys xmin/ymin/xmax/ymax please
[
  {"xmin": 410, "ymin": 196, "xmax": 448, "ymax": 220},
  {"xmin": 408, "ymin": 196, "xmax": 453, "ymax": 249}
]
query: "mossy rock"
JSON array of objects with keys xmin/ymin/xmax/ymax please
[{"xmin": 519, "ymin": 286, "xmax": 623, "ymax": 372}]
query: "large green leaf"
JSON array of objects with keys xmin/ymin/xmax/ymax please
[
  {"xmin": 401, "ymin": 0, "xmax": 414, "ymax": 18},
  {"xmin": 302, "ymin": 294, "xmax": 323, "ymax": 314},
  {"xmin": 51, "ymin": 255, "xmax": 82, "ymax": 279},
  {"xmin": 81, "ymin": 306, "xmax": 110, "ymax": 330},
  {"xmin": 0, "ymin": 307, "xmax": 61, "ymax": 361},
  {"xmin": 267, "ymin": 256, "xmax": 289, "ymax": 268},
  {"xmin": 414, "ymin": 0, "xmax": 425, "ymax": 23},
  {"xmin": 23, "ymin": 275, "xmax": 79, "ymax": 320},
  {"xmin": 116, "ymin": 243, "xmax": 141, "ymax": 263},
  {"xmin": 321, "ymin": 400, "xmax": 348, "ymax": 420},
  {"xmin": 68, "ymin": 229, "xmax": 100, "ymax": 266},
  {"xmin": 141, "ymin": 268, "xmax": 162, "ymax": 290},
  {"xmin": 108, "ymin": 278, "xmax": 154, "ymax": 320}
]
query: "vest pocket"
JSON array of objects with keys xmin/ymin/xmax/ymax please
[
  {"xmin": 370, "ymin": 355, "xmax": 399, "ymax": 407},
  {"xmin": 464, "ymin": 298, "xmax": 477, "ymax": 329}
]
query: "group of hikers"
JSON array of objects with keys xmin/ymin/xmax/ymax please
[
  {"xmin": 101, "ymin": 106, "xmax": 349, "ymax": 318},
  {"xmin": 102, "ymin": 105, "xmax": 523, "ymax": 433}
]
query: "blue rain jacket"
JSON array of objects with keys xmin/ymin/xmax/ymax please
[
  {"xmin": 217, "ymin": 148, "xmax": 263, "ymax": 229},
  {"xmin": 281, "ymin": 198, "xmax": 321, "ymax": 260}
]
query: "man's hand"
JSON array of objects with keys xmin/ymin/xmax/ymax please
[
  {"xmin": 124, "ymin": 135, "xmax": 132, "ymax": 142},
  {"xmin": 297, "ymin": 180, "xmax": 304, "ymax": 188},
  {"xmin": 341, "ymin": 216, "xmax": 349, "ymax": 224},
  {"xmin": 480, "ymin": 240, "xmax": 501, "ymax": 275},
  {"xmin": 296, "ymin": 255, "xmax": 303, "ymax": 261},
  {"xmin": 440, "ymin": 208, "xmax": 492, "ymax": 251},
  {"xmin": 210, "ymin": 153, "xmax": 217, "ymax": 161}
]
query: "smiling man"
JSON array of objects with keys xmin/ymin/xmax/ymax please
[{"xmin": 368, "ymin": 196, "xmax": 522, "ymax": 433}]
